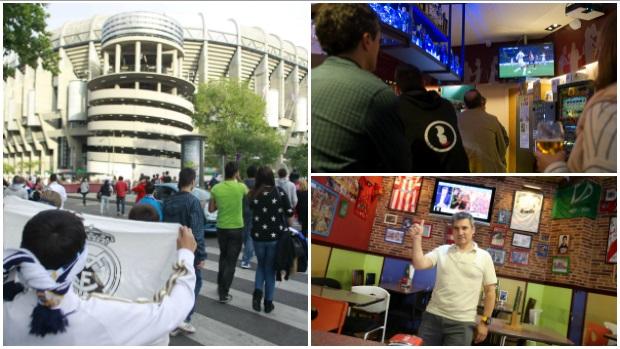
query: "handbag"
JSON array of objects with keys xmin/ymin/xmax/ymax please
[{"xmin": 96, "ymin": 191, "xmax": 102, "ymax": 200}]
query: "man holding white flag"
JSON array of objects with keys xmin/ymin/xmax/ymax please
[{"xmin": 3, "ymin": 209, "xmax": 197, "ymax": 345}]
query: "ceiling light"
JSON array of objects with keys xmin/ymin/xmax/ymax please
[
  {"xmin": 545, "ymin": 24, "xmax": 562, "ymax": 31},
  {"xmin": 523, "ymin": 184, "xmax": 542, "ymax": 191},
  {"xmin": 569, "ymin": 19, "xmax": 582, "ymax": 30}
]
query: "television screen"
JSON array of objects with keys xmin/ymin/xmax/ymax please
[
  {"xmin": 430, "ymin": 180, "xmax": 496, "ymax": 223},
  {"xmin": 498, "ymin": 43, "xmax": 555, "ymax": 79}
]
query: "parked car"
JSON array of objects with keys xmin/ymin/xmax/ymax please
[{"xmin": 153, "ymin": 183, "xmax": 217, "ymax": 235}]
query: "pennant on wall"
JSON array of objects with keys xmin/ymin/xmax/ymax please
[
  {"xmin": 552, "ymin": 180, "xmax": 601, "ymax": 219},
  {"xmin": 389, "ymin": 176, "xmax": 423, "ymax": 213}
]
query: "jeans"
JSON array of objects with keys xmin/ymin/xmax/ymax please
[
  {"xmin": 216, "ymin": 228, "xmax": 243, "ymax": 298},
  {"xmin": 100, "ymin": 195, "xmax": 110, "ymax": 215},
  {"xmin": 186, "ymin": 263, "xmax": 203, "ymax": 322},
  {"xmin": 81, "ymin": 192, "xmax": 88, "ymax": 205},
  {"xmin": 418, "ymin": 311, "xmax": 475, "ymax": 346},
  {"xmin": 241, "ymin": 221, "xmax": 254, "ymax": 264},
  {"xmin": 116, "ymin": 196, "xmax": 126, "ymax": 214},
  {"xmin": 253, "ymin": 240, "xmax": 278, "ymax": 301}
]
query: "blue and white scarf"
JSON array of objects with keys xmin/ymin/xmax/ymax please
[{"xmin": 3, "ymin": 246, "xmax": 88, "ymax": 337}]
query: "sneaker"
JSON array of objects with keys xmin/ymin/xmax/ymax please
[
  {"xmin": 240, "ymin": 261, "xmax": 251, "ymax": 269},
  {"xmin": 176, "ymin": 321, "xmax": 196, "ymax": 334},
  {"xmin": 219, "ymin": 294, "xmax": 233, "ymax": 304},
  {"xmin": 170, "ymin": 328, "xmax": 182, "ymax": 336}
]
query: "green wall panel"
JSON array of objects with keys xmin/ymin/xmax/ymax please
[{"xmin": 325, "ymin": 248, "xmax": 384, "ymax": 290}]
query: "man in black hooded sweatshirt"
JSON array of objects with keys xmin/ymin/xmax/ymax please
[{"xmin": 394, "ymin": 65, "xmax": 470, "ymax": 172}]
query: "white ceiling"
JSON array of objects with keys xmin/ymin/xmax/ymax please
[{"xmin": 448, "ymin": 3, "xmax": 577, "ymax": 46}]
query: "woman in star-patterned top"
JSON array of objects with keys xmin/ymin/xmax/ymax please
[{"xmin": 248, "ymin": 166, "xmax": 294, "ymax": 314}]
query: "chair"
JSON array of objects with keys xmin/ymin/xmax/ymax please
[
  {"xmin": 343, "ymin": 286, "xmax": 390, "ymax": 342},
  {"xmin": 311, "ymin": 277, "xmax": 342, "ymax": 289},
  {"xmin": 311, "ymin": 295, "xmax": 349, "ymax": 334},
  {"xmin": 352, "ymin": 269, "xmax": 365, "ymax": 287},
  {"xmin": 583, "ymin": 322, "xmax": 612, "ymax": 346}
]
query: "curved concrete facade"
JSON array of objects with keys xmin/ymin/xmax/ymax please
[{"xmin": 3, "ymin": 10, "xmax": 308, "ymax": 180}]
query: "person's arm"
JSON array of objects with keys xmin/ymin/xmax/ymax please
[
  {"xmin": 208, "ymin": 195, "xmax": 217, "ymax": 213},
  {"xmin": 475, "ymin": 283, "xmax": 497, "ymax": 343},
  {"xmin": 290, "ymin": 184, "xmax": 298, "ymax": 208},
  {"xmin": 408, "ymin": 220, "xmax": 434, "ymax": 270},
  {"xmin": 190, "ymin": 201, "xmax": 207, "ymax": 264},
  {"xmin": 92, "ymin": 226, "xmax": 197, "ymax": 345}
]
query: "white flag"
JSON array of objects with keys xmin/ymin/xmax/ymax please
[{"xmin": 3, "ymin": 196, "xmax": 179, "ymax": 301}]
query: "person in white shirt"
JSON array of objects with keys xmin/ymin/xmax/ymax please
[
  {"xmin": 4, "ymin": 209, "xmax": 197, "ymax": 345},
  {"xmin": 4, "ymin": 176, "xmax": 29, "ymax": 200},
  {"xmin": 275, "ymin": 168, "xmax": 298, "ymax": 208},
  {"xmin": 47, "ymin": 174, "xmax": 67, "ymax": 209},
  {"xmin": 409, "ymin": 211, "xmax": 497, "ymax": 345}
]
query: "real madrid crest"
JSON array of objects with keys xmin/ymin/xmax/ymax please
[{"xmin": 75, "ymin": 225, "xmax": 122, "ymax": 296}]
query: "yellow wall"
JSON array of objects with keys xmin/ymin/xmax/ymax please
[
  {"xmin": 497, "ymin": 277, "xmax": 527, "ymax": 311},
  {"xmin": 584, "ymin": 293, "xmax": 617, "ymax": 335},
  {"xmin": 311, "ymin": 243, "xmax": 332, "ymax": 277}
]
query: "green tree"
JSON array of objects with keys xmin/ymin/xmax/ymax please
[
  {"xmin": 3, "ymin": 162, "xmax": 15, "ymax": 175},
  {"xmin": 193, "ymin": 79, "xmax": 283, "ymax": 174},
  {"xmin": 284, "ymin": 143, "xmax": 308, "ymax": 178},
  {"xmin": 3, "ymin": 3, "xmax": 59, "ymax": 80}
]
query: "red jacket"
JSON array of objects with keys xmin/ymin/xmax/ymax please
[
  {"xmin": 115, "ymin": 181, "xmax": 129, "ymax": 198},
  {"xmin": 132, "ymin": 182, "xmax": 146, "ymax": 203}
]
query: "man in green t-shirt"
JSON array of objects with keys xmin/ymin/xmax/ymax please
[{"xmin": 209, "ymin": 161, "xmax": 249, "ymax": 303}]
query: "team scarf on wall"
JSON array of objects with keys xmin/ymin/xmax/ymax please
[{"xmin": 3, "ymin": 196, "xmax": 179, "ymax": 301}]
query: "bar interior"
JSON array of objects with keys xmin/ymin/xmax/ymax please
[
  {"xmin": 311, "ymin": 3, "xmax": 616, "ymax": 172},
  {"xmin": 311, "ymin": 176, "xmax": 617, "ymax": 345}
]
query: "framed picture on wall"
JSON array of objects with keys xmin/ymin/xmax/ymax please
[
  {"xmin": 487, "ymin": 248, "xmax": 506, "ymax": 265},
  {"xmin": 558, "ymin": 234, "xmax": 570, "ymax": 254},
  {"xmin": 388, "ymin": 176, "xmax": 423, "ymax": 213},
  {"xmin": 536, "ymin": 243, "xmax": 549, "ymax": 257},
  {"xmin": 384, "ymin": 213, "xmax": 398, "ymax": 225},
  {"xmin": 311, "ymin": 180, "xmax": 340, "ymax": 237},
  {"xmin": 497, "ymin": 209, "xmax": 511, "ymax": 225},
  {"xmin": 402, "ymin": 216, "xmax": 413, "ymax": 229},
  {"xmin": 510, "ymin": 190, "xmax": 544, "ymax": 234},
  {"xmin": 607, "ymin": 217, "xmax": 616, "ymax": 264},
  {"xmin": 385, "ymin": 228, "xmax": 405, "ymax": 244},
  {"xmin": 491, "ymin": 226, "xmax": 507, "ymax": 247},
  {"xmin": 552, "ymin": 256, "xmax": 570, "ymax": 274},
  {"xmin": 445, "ymin": 226, "xmax": 455, "ymax": 244},
  {"xmin": 512, "ymin": 232, "xmax": 533, "ymax": 249},
  {"xmin": 510, "ymin": 249, "xmax": 530, "ymax": 265}
]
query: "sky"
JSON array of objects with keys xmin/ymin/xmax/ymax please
[{"xmin": 45, "ymin": 1, "xmax": 309, "ymax": 50}]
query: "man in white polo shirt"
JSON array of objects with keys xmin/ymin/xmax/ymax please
[{"xmin": 409, "ymin": 211, "xmax": 497, "ymax": 345}]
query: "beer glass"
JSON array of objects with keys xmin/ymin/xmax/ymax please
[{"xmin": 535, "ymin": 121, "xmax": 564, "ymax": 154}]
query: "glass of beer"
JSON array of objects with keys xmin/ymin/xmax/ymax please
[{"xmin": 535, "ymin": 121, "xmax": 564, "ymax": 154}]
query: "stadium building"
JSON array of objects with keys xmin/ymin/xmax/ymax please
[{"xmin": 3, "ymin": 12, "xmax": 308, "ymax": 179}]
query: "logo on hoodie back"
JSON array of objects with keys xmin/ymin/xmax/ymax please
[{"xmin": 424, "ymin": 121, "xmax": 457, "ymax": 152}]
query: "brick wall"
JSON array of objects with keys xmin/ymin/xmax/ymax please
[{"xmin": 368, "ymin": 176, "xmax": 616, "ymax": 292}]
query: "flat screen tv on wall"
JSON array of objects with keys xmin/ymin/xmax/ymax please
[
  {"xmin": 498, "ymin": 42, "xmax": 555, "ymax": 79},
  {"xmin": 430, "ymin": 179, "xmax": 496, "ymax": 224}
]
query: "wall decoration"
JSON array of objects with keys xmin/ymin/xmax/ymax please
[
  {"xmin": 311, "ymin": 180, "xmax": 339, "ymax": 237},
  {"xmin": 552, "ymin": 256, "xmax": 570, "ymax": 274},
  {"xmin": 487, "ymin": 248, "xmax": 506, "ymax": 265},
  {"xmin": 600, "ymin": 188, "xmax": 617, "ymax": 214},
  {"xmin": 384, "ymin": 213, "xmax": 398, "ymax": 225},
  {"xmin": 512, "ymin": 232, "xmax": 533, "ymax": 249},
  {"xmin": 540, "ymin": 234, "xmax": 550, "ymax": 242},
  {"xmin": 327, "ymin": 176, "xmax": 359, "ymax": 201},
  {"xmin": 355, "ymin": 176, "xmax": 383, "ymax": 220},
  {"xmin": 388, "ymin": 176, "xmax": 423, "ymax": 213},
  {"xmin": 558, "ymin": 235, "xmax": 570, "ymax": 254},
  {"xmin": 607, "ymin": 217, "xmax": 616, "ymax": 264},
  {"xmin": 416, "ymin": 222, "xmax": 432, "ymax": 238},
  {"xmin": 491, "ymin": 226, "xmax": 507, "ymax": 247},
  {"xmin": 402, "ymin": 216, "xmax": 413, "ymax": 230},
  {"xmin": 510, "ymin": 250, "xmax": 530, "ymax": 265},
  {"xmin": 445, "ymin": 226, "xmax": 455, "ymax": 244},
  {"xmin": 497, "ymin": 209, "xmax": 511, "ymax": 225},
  {"xmin": 552, "ymin": 180, "xmax": 601, "ymax": 219},
  {"xmin": 510, "ymin": 190, "xmax": 544, "ymax": 233},
  {"xmin": 338, "ymin": 200, "xmax": 349, "ymax": 217},
  {"xmin": 385, "ymin": 228, "xmax": 405, "ymax": 244},
  {"xmin": 536, "ymin": 243, "xmax": 549, "ymax": 258}
]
